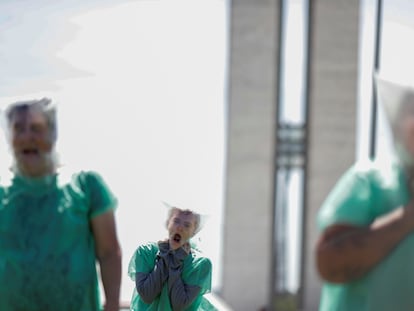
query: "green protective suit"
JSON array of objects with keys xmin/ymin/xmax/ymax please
[
  {"xmin": 0, "ymin": 169, "xmax": 117, "ymax": 311},
  {"xmin": 317, "ymin": 159, "xmax": 414, "ymax": 311},
  {"xmin": 128, "ymin": 242, "xmax": 217, "ymax": 311}
]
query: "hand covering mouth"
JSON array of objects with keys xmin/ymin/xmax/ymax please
[{"xmin": 173, "ymin": 233, "xmax": 182, "ymax": 243}]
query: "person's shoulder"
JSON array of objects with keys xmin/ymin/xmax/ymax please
[
  {"xmin": 63, "ymin": 167, "xmax": 110, "ymax": 190},
  {"xmin": 350, "ymin": 158, "xmax": 399, "ymax": 181},
  {"xmin": 55, "ymin": 166, "xmax": 86, "ymax": 185},
  {"xmin": 329, "ymin": 159, "xmax": 378, "ymax": 189},
  {"xmin": 351, "ymin": 158, "xmax": 381, "ymax": 173},
  {"xmin": 141, "ymin": 241, "xmax": 158, "ymax": 249},
  {"xmin": 58, "ymin": 165, "xmax": 105, "ymax": 179},
  {"xmin": 76, "ymin": 170, "xmax": 106, "ymax": 183},
  {"xmin": 56, "ymin": 167, "xmax": 111, "ymax": 196},
  {"xmin": 186, "ymin": 251, "xmax": 212, "ymax": 277},
  {"xmin": 135, "ymin": 241, "xmax": 159, "ymax": 254},
  {"xmin": 190, "ymin": 249, "xmax": 212, "ymax": 266}
]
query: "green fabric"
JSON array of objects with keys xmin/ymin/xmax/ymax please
[
  {"xmin": 128, "ymin": 242, "xmax": 216, "ymax": 311},
  {"xmin": 317, "ymin": 160, "xmax": 414, "ymax": 311},
  {"xmin": 0, "ymin": 169, "xmax": 117, "ymax": 311}
]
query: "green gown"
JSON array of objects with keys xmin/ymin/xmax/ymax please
[
  {"xmin": 128, "ymin": 242, "xmax": 217, "ymax": 311},
  {"xmin": 0, "ymin": 169, "xmax": 117, "ymax": 311},
  {"xmin": 317, "ymin": 159, "xmax": 414, "ymax": 311}
]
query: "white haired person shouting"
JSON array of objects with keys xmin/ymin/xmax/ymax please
[
  {"xmin": 128, "ymin": 205, "xmax": 216, "ymax": 310},
  {"xmin": 0, "ymin": 98, "xmax": 122, "ymax": 311}
]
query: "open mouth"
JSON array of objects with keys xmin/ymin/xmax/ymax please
[
  {"xmin": 173, "ymin": 234, "xmax": 182, "ymax": 243},
  {"xmin": 22, "ymin": 148, "xmax": 39, "ymax": 156}
]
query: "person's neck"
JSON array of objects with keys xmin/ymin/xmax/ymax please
[{"xmin": 16, "ymin": 164, "xmax": 56, "ymax": 178}]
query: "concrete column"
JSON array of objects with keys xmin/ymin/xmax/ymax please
[
  {"xmin": 303, "ymin": 1, "xmax": 361, "ymax": 310},
  {"xmin": 221, "ymin": 0, "xmax": 280, "ymax": 310}
]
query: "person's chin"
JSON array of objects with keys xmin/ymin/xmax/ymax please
[
  {"xmin": 19, "ymin": 164, "xmax": 46, "ymax": 177},
  {"xmin": 169, "ymin": 241, "xmax": 181, "ymax": 250}
]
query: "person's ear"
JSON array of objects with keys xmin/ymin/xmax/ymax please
[{"xmin": 191, "ymin": 222, "xmax": 197, "ymax": 237}]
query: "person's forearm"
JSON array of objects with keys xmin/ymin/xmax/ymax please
[
  {"xmin": 168, "ymin": 269, "xmax": 201, "ymax": 311},
  {"xmin": 99, "ymin": 249, "xmax": 122, "ymax": 311},
  {"xmin": 135, "ymin": 258, "xmax": 169, "ymax": 303},
  {"xmin": 317, "ymin": 206, "xmax": 414, "ymax": 283}
]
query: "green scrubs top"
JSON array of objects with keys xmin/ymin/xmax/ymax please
[
  {"xmin": 317, "ymin": 160, "xmax": 414, "ymax": 311},
  {"xmin": 128, "ymin": 242, "xmax": 216, "ymax": 310},
  {"xmin": 0, "ymin": 169, "xmax": 117, "ymax": 311}
]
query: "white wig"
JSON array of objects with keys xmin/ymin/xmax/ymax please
[
  {"xmin": 162, "ymin": 201, "xmax": 208, "ymax": 236},
  {"xmin": 375, "ymin": 74, "xmax": 414, "ymax": 167},
  {"xmin": 4, "ymin": 97, "xmax": 57, "ymax": 142}
]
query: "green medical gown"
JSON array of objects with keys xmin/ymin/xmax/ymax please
[
  {"xmin": 0, "ymin": 169, "xmax": 117, "ymax": 311},
  {"xmin": 317, "ymin": 159, "xmax": 414, "ymax": 311},
  {"xmin": 128, "ymin": 242, "xmax": 216, "ymax": 311}
]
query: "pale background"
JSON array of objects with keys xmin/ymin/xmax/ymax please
[{"xmin": 0, "ymin": 0, "xmax": 227, "ymax": 303}]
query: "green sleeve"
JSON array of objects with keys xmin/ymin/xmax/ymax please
[
  {"xmin": 318, "ymin": 159, "xmax": 410, "ymax": 233},
  {"xmin": 317, "ymin": 162, "xmax": 376, "ymax": 231},
  {"xmin": 183, "ymin": 256, "xmax": 212, "ymax": 295},
  {"xmin": 128, "ymin": 243, "xmax": 159, "ymax": 280},
  {"xmin": 78, "ymin": 171, "xmax": 118, "ymax": 218}
]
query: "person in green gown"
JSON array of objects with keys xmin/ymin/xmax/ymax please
[
  {"xmin": 128, "ymin": 205, "xmax": 217, "ymax": 311},
  {"xmin": 0, "ymin": 98, "xmax": 122, "ymax": 311},
  {"xmin": 316, "ymin": 76, "xmax": 414, "ymax": 311}
]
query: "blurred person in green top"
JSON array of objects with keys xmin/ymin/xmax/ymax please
[
  {"xmin": 0, "ymin": 98, "xmax": 122, "ymax": 311},
  {"xmin": 316, "ymin": 75, "xmax": 414, "ymax": 311},
  {"xmin": 128, "ymin": 204, "xmax": 217, "ymax": 310}
]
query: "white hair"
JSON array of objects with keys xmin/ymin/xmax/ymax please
[{"xmin": 4, "ymin": 97, "xmax": 57, "ymax": 142}]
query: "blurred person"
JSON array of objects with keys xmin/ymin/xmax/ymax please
[
  {"xmin": 128, "ymin": 204, "xmax": 216, "ymax": 310},
  {"xmin": 0, "ymin": 98, "xmax": 121, "ymax": 311},
  {"xmin": 316, "ymin": 76, "xmax": 414, "ymax": 310}
]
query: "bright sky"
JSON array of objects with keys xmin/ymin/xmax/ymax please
[{"xmin": 0, "ymin": 0, "xmax": 227, "ymax": 303}]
